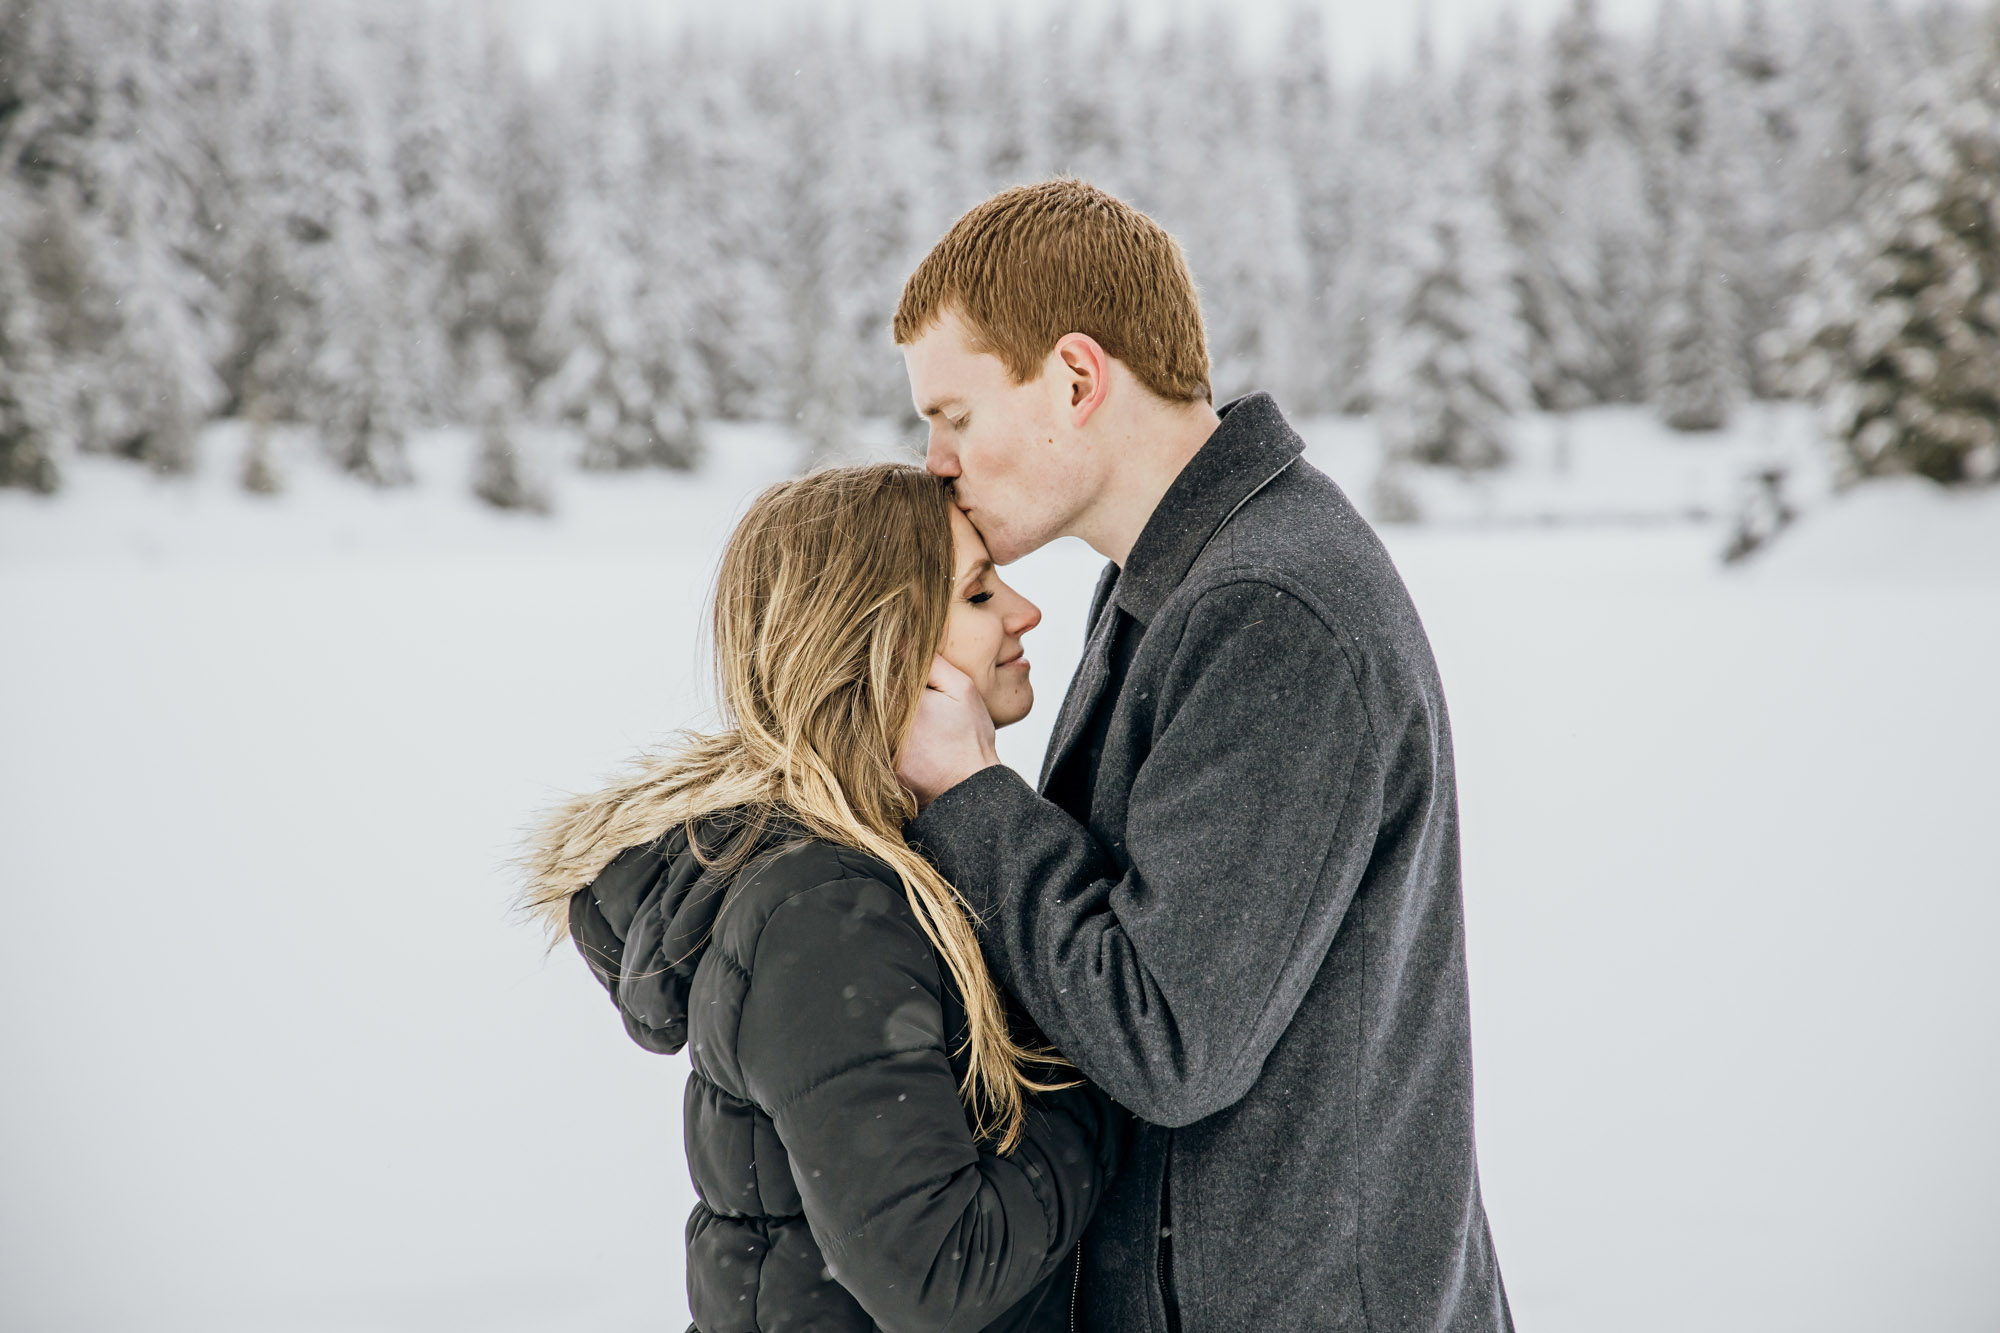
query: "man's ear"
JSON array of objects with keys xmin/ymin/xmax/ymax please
[{"xmin": 1053, "ymin": 333, "xmax": 1111, "ymax": 426}]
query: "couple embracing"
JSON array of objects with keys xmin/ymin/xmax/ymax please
[{"xmin": 524, "ymin": 180, "xmax": 1512, "ymax": 1333}]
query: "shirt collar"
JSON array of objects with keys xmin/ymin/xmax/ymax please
[{"xmin": 1112, "ymin": 392, "xmax": 1304, "ymax": 627}]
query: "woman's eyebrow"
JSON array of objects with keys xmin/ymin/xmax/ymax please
[{"xmin": 955, "ymin": 558, "xmax": 994, "ymax": 590}]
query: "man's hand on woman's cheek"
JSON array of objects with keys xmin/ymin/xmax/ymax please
[{"xmin": 896, "ymin": 655, "xmax": 1001, "ymax": 809}]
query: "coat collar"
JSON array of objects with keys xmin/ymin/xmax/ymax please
[
  {"xmin": 1038, "ymin": 562, "xmax": 1124, "ymax": 792},
  {"xmin": 1035, "ymin": 394, "xmax": 1302, "ymax": 798},
  {"xmin": 1111, "ymin": 392, "xmax": 1305, "ymax": 627}
]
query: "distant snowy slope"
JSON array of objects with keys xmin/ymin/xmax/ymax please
[
  {"xmin": 1, "ymin": 404, "xmax": 1837, "ymax": 567},
  {"xmin": 1747, "ymin": 476, "xmax": 2000, "ymax": 583},
  {"xmin": 0, "ymin": 421, "xmax": 834, "ymax": 566},
  {"xmin": 2, "ymin": 410, "xmax": 1996, "ymax": 1333},
  {"xmin": 1299, "ymin": 403, "xmax": 1834, "ymax": 528}
]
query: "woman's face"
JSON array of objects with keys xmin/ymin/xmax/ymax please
[{"xmin": 940, "ymin": 504, "xmax": 1042, "ymax": 728}]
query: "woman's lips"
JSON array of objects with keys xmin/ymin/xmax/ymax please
[{"xmin": 997, "ymin": 652, "xmax": 1028, "ymax": 670}]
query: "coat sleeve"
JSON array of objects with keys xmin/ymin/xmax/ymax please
[
  {"xmin": 735, "ymin": 872, "xmax": 1112, "ymax": 1333},
  {"xmin": 908, "ymin": 579, "xmax": 1387, "ymax": 1128}
]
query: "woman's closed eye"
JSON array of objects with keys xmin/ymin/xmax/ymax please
[{"xmin": 966, "ymin": 591, "xmax": 993, "ymax": 605}]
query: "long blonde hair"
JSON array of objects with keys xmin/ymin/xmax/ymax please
[{"xmin": 522, "ymin": 463, "xmax": 1064, "ymax": 1150}]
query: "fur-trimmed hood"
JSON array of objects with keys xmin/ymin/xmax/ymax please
[
  {"xmin": 561, "ymin": 825, "xmax": 728, "ymax": 1055},
  {"xmin": 520, "ymin": 743, "xmax": 786, "ymax": 1052}
]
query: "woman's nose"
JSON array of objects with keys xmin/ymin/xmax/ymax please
[{"xmin": 1005, "ymin": 592, "xmax": 1041, "ymax": 637}]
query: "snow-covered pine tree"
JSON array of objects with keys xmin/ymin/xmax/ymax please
[
  {"xmin": 1784, "ymin": 6, "xmax": 1886, "ymax": 237},
  {"xmin": 380, "ymin": 5, "xmax": 487, "ymax": 425},
  {"xmin": 1476, "ymin": 11, "xmax": 1611, "ymax": 411},
  {"xmin": 1271, "ymin": 7, "xmax": 1356, "ymax": 414},
  {"xmin": 1544, "ymin": 0, "xmax": 1655, "ymax": 403},
  {"xmin": 613, "ymin": 39, "xmax": 713, "ymax": 456},
  {"xmin": 1322, "ymin": 73, "xmax": 1414, "ymax": 416},
  {"xmin": 1156, "ymin": 16, "xmax": 1311, "ymax": 407},
  {"xmin": 753, "ymin": 24, "xmax": 903, "ymax": 469},
  {"xmin": 417, "ymin": 17, "xmax": 554, "ymax": 434},
  {"xmin": 963, "ymin": 19, "xmax": 1041, "ymax": 198},
  {"xmin": 211, "ymin": 5, "xmax": 312, "ymax": 425},
  {"xmin": 1781, "ymin": 47, "xmax": 2000, "ymax": 486},
  {"xmin": 1707, "ymin": 0, "xmax": 1804, "ymax": 387},
  {"xmin": 1643, "ymin": 1, "xmax": 1742, "ymax": 431},
  {"xmin": 88, "ymin": 0, "xmax": 232, "ymax": 474},
  {"xmin": 1650, "ymin": 201, "xmax": 1740, "ymax": 430},
  {"xmin": 0, "ymin": 198, "xmax": 64, "ymax": 493},
  {"xmin": 1039, "ymin": 7, "xmax": 1138, "ymax": 198},
  {"xmin": 1371, "ymin": 70, "xmax": 1530, "ymax": 473},
  {"xmin": 0, "ymin": 0, "xmax": 225, "ymax": 477},
  {"xmin": 660, "ymin": 29, "xmax": 783, "ymax": 424},
  {"xmin": 250, "ymin": 4, "xmax": 421, "ymax": 486},
  {"xmin": 1549, "ymin": 0, "xmax": 1630, "ymax": 155},
  {"xmin": 531, "ymin": 45, "xmax": 703, "ymax": 472},
  {"xmin": 0, "ymin": 0, "xmax": 77, "ymax": 492},
  {"xmin": 830, "ymin": 38, "xmax": 924, "ymax": 426},
  {"xmin": 900, "ymin": 27, "xmax": 982, "ymax": 285}
]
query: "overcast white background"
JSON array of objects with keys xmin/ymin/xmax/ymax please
[{"xmin": 501, "ymin": 0, "xmax": 1862, "ymax": 80}]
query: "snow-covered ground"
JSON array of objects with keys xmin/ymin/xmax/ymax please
[{"xmin": 2, "ymin": 412, "xmax": 1996, "ymax": 1333}]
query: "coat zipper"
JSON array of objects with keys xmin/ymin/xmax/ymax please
[
  {"xmin": 1069, "ymin": 1239, "xmax": 1082, "ymax": 1333},
  {"xmin": 1158, "ymin": 1136, "xmax": 1181, "ymax": 1333}
]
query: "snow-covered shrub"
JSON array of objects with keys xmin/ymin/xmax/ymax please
[
  {"xmin": 467, "ymin": 333, "xmax": 550, "ymax": 513},
  {"xmin": 239, "ymin": 418, "xmax": 283, "ymax": 497}
]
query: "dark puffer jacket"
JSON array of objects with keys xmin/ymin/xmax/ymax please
[{"xmin": 569, "ymin": 820, "xmax": 1113, "ymax": 1333}]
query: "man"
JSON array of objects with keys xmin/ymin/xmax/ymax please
[{"xmin": 895, "ymin": 179, "xmax": 1512, "ymax": 1332}]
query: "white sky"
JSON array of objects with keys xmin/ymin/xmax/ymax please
[{"xmin": 496, "ymin": 0, "xmax": 1909, "ymax": 83}]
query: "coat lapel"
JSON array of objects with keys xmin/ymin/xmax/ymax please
[{"xmin": 1038, "ymin": 565, "xmax": 1122, "ymax": 793}]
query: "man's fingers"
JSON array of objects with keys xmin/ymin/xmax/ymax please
[{"xmin": 925, "ymin": 654, "xmax": 978, "ymax": 700}]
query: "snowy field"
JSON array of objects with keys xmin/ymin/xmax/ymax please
[{"xmin": 2, "ymin": 410, "xmax": 1997, "ymax": 1333}]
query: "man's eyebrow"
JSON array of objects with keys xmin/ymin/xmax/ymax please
[{"xmin": 920, "ymin": 396, "xmax": 966, "ymax": 418}]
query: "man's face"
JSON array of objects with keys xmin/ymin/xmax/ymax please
[{"xmin": 903, "ymin": 310, "xmax": 1093, "ymax": 565}]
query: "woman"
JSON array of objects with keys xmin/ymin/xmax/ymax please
[{"xmin": 521, "ymin": 464, "xmax": 1113, "ymax": 1333}]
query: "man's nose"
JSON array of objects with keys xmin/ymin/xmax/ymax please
[{"xmin": 925, "ymin": 435, "xmax": 960, "ymax": 478}]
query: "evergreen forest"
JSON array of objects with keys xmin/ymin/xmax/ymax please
[{"xmin": 1, "ymin": 0, "xmax": 1996, "ymax": 504}]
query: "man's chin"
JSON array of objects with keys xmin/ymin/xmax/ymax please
[
  {"xmin": 960, "ymin": 510, "xmax": 1030, "ymax": 566},
  {"xmin": 983, "ymin": 531, "xmax": 1036, "ymax": 566}
]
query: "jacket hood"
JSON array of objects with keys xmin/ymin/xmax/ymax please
[
  {"xmin": 565, "ymin": 826, "xmax": 729, "ymax": 1054},
  {"xmin": 522, "ymin": 745, "xmax": 790, "ymax": 1053}
]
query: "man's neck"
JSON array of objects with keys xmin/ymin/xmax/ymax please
[{"xmin": 1074, "ymin": 398, "xmax": 1222, "ymax": 567}]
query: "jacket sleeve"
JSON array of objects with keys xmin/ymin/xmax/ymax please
[
  {"xmin": 734, "ymin": 872, "xmax": 1112, "ymax": 1333},
  {"xmin": 908, "ymin": 579, "xmax": 1387, "ymax": 1128}
]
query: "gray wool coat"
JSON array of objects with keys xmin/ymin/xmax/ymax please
[{"xmin": 909, "ymin": 393, "xmax": 1512, "ymax": 1332}]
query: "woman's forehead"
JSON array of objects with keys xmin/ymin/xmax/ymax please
[{"xmin": 947, "ymin": 505, "xmax": 991, "ymax": 575}]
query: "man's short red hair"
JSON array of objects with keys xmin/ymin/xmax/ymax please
[{"xmin": 893, "ymin": 179, "xmax": 1211, "ymax": 404}]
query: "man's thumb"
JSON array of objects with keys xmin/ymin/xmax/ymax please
[{"xmin": 925, "ymin": 653, "xmax": 978, "ymax": 702}]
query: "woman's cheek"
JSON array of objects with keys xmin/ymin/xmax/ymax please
[{"xmin": 938, "ymin": 621, "xmax": 973, "ymax": 676}]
